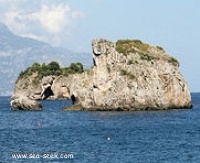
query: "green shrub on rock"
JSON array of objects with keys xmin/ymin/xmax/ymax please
[
  {"xmin": 156, "ymin": 46, "xmax": 165, "ymax": 52},
  {"xmin": 18, "ymin": 61, "xmax": 84, "ymax": 79},
  {"xmin": 120, "ymin": 69, "xmax": 135, "ymax": 80},
  {"xmin": 168, "ymin": 56, "xmax": 179, "ymax": 66}
]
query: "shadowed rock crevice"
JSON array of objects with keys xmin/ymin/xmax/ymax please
[
  {"xmin": 41, "ymin": 86, "xmax": 54, "ymax": 100},
  {"xmin": 71, "ymin": 94, "xmax": 76, "ymax": 105}
]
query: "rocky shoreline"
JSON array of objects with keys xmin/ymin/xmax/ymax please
[{"xmin": 11, "ymin": 39, "xmax": 192, "ymax": 111}]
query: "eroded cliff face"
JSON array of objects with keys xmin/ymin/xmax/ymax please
[{"xmin": 12, "ymin": 39, "xmax": 192, "ymax": 110}]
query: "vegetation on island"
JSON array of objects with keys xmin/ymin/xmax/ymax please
[
  {"xmin": 116, "ymin": 39, "xmax": 165, "ymax": 54},
  {"xmin": 168, "ymin": 56, "xmax": 179, "ymax": 66},
  {"xmin": 116, "ymin": 39, "xmax": 161, "ymax": 62},
  {"xmin": 116, "ymin": 39, "xmax": 180, "ymax": 67},
  {"xmin": 116, "ymin": 39, "xmax": 149, "ymax": 55},
  {"xmin": 19, "ymin": 61, "xmax": 84, "ymax": 79},
  {"xmin": 120, "ymin": 69, "xmax": 135, "ymax": 80},
  {"xmin": 127, "ymin": 60, "xmax": 138, "ymax": 65},
  {"xmin": 116, "ymin": 39, "xmax": 159, "ymax": 62},
  {"xmin": 156, "ymin": 46, "xmax": 165, "ymax": 52}
]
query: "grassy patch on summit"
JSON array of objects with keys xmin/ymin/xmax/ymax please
[{"xmin": 116, "ymin": 39, "xmax": 149, "ymax": 55}]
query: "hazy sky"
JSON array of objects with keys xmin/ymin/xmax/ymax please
[{"xmin": 0, "ymin": 0, "xmax": 199, "ymax": 92}]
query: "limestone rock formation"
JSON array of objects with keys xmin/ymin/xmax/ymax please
[
  {"xmin": 10, "ymin": 95, "xmax": 42, "ymax": 110},
  {"xmin": 12, "ymin": 39, "xmax": 192, "ymax": 111}
]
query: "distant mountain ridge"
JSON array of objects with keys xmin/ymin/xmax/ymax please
[{"xmin": 0, "ymin": 23, "xmax": 92, "ymax": 95}]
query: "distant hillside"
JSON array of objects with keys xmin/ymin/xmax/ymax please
[{"xmin": 0, "ymin": 23, "xmax": 92, "ymax": 95}]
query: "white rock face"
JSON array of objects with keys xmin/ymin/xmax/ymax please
[
  {"xmin": 12, "ymin": 39, "xmax": 192, "ymax": 111},
  {"xmin": 67, "ymin": 39, "xmax": 191, "ymax": 110},
  {"xmin": 10, "ymin": 95, "xmax": 42, "ymax": 110}
]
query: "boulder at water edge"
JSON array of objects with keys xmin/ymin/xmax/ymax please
[{"xmin": 10, "ymin": 95, "xmax": 42, "ymax": 110}]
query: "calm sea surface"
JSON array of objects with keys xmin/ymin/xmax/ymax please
[{"xmin": 0, "ymin": 93, "xmax": 200, "ymax": 163}]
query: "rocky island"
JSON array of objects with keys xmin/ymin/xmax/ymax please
[{"xmin": 10, "ymin": 39, "xmax": 192, "ymax": 111}]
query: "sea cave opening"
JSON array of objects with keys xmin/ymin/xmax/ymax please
[{"xmin": 71, "ymin": 94, "xmax": 76, "ymax": 105}]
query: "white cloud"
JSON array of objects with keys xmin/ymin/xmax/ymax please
[
  {"xmin": 0, "ymin": 0, "xmax": 84, "ymax": 46},
  {"xmin": 37, "ymin": 4, "xmax": 71, "ymax": 33}
]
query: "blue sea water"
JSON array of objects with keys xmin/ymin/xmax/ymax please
[{"xmin": 0, "ymin": 93, "xmax": 200, "ymax": 163}]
